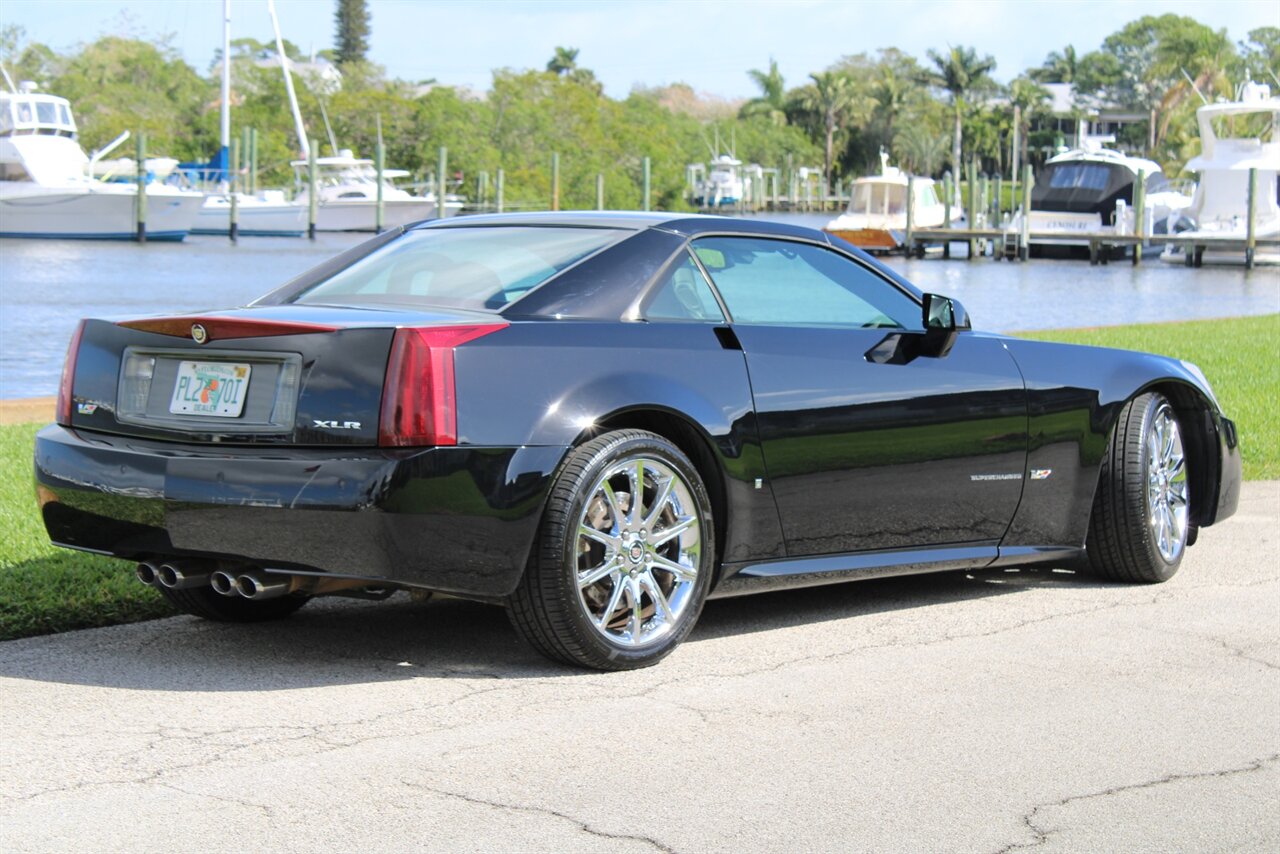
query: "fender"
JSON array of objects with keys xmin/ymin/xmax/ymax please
[{"xmin": 1001, "ymin": 337, "xmax": 1234, "ymax": 549}]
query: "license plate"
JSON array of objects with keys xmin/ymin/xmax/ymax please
[{"xmin": 169, "ymin": 361, "xmax": 251, "ymax": 418}]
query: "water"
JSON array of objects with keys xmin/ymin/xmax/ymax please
[{"xmin": 1, "ymin": 225, "xmax": 1277, "ymax": 399}]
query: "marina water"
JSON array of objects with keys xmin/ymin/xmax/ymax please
[{"xmin": 2, "ymin": 224, "xmax": 1277, "ymax": 400}]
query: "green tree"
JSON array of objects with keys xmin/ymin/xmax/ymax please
[
  {"xmin": 546, "ymin": 47, "xmax": 579, "ymax": 75},
  {"xmin": 796, "ymin": 71, "xmax": 871, "ymax": 186},
  {"xmin": 1008, "ymin": 76, "xmax": 1051, "ymax": 167},
  {"xmin": 739, "ymin": 59, "xmax": 787, "ymax": 126},
  {"xmin": 922, "ymin": 45, "xmax": 996, "ymax": 184},
  {"xmin": 1239, "ymin": 27, "xmax": 1280, "ymax": 84},
  {"xmin": 1029, "ymin": 46, "xmax": 1079, "ymax": 83},
  {"xmin": 334, "ymin": 0, "xmax": 370, "ymax": 66}
]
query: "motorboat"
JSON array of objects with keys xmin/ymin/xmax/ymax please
[
  {"xmin": 1161, "ymin": 82, "xmax": 1280, "ymax": 265},
  {"xmin": 694, "ymin": 154, "xmax": 745, "ymax": 207},
  {"xmin": 824, "ymin": 152, "xmax": 948, "ymax": 252},
  {"xmin": 0, "ymin": 84, "xmax": 204, "ymax": 240},
  {"xmin": 192, "ymin": 189, "xmax": 306, "ymax": 236},
  {"xmin": 1009, "ymin": 129, "xmax": 1192, "ymax": 254},
  {"xmin": 291, "ymin": 150, "xmax": 459, "ymax": 232}
]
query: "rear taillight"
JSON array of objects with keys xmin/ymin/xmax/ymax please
[
  {"xmin": 55, "ymin": 320, "xmax": 87, "ymax": 427},
  {"xmin": 378, "ymin": 323, "xmax": 507, "ymax": 447}
]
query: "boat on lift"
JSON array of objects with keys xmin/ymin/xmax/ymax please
[
  {"xmin": 694, "ymin": 154, "xmax": 745, "ymax": 207},
  {"xmin": 1009, "ymin": 128, "xmax": 1192, "ymax": 256},
  {"xmin": 290, "ymin": 150, "xmax": 459, "ymax": 232},
  {"xmin": 0, "ymin": 83, "xmax": 204, "ymax": 240},
  {"xmin": 824, "ymin": 151, "xmax": 948, "ymax": 252},
  {"xmin": 1161, "ymin": 81, "xmax": 1280, "ymax": 266}
]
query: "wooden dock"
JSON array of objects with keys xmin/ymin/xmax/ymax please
[{"xmin": 905, "ymin": 228, "xmax": 1280, "ymax": 268}]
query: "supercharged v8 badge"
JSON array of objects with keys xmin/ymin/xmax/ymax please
[{"xmin": 1030, "ymin": 469, "xmax": 1053, "ymax": 480}]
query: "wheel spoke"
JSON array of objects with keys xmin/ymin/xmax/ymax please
[
  {"xmin": 649, "ymin": 552, "xmax": 697, "ymax": 583},
  {"xmin": 628, "ymin": 577, "xmax": 644, "ymax": 640},
  {"xmin": 1166, "ymin": 455, "xmax": 1185, "ymax": 480},
  {"xmin": 1169, "ymin": 481, "xmax": 1189, "ymax": 508},
  {"xmin": 596, "ymin": 578, "xmax": 627, "ymax": 628},
  {"xmin": 642, "ymin": 475, "xmax": 676, "ymax": 529},
  {"xmin": 601, "ymin": 481, "xmax": 625, "ymax": 530},
  {"xmin": 578, "ymin": 524, "xmax": 619, "ymax": 550},
  {"xmin": 628, "ymin": 460, "xmax": 645, "ymax": 526},
  {"xmin": 578, "ymin": 557, "xmax": 621, "ymax": 589},
  {"xmin": 643, "ymin": 572, "xmax": 675, "ymax": 626},
  {"xmin": 650, "ymin": 515, "xmax": 696, "ymax": 547}
]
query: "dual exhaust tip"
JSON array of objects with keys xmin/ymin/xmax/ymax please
[{"xmin": 136, "ymin": 561, "xmax": 291, "ymax": 600}]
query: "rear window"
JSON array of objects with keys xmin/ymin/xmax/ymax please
[{"xmin": 291, "ymin": 226, "xmax": 627, "ymax": 311}]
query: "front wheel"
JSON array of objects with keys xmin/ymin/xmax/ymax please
[
  {"xmin": 507, "ymin": 430, "xmax": 715, "ymax": 670},
  {"xmin": 1087, "ymin": 392, "xmax": 1191, "ymax": 583}
]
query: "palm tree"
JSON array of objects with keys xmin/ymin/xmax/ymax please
[
  {"xmin": 801, "ymin": 71, "xmax": 871, "ymax": 186},
  {"xmin": 1151, "ymin": 27, "xmax": 1234, "ymax": 149},
  {"xmin": 893, "ymin": 124, "xmax": 948, "ymax": 176},
  {"xmin": 1030, "ymin": 46, "xmax": 1079, "ymax": 83},
  {"xmin": 739, "ymin": 59, "xmax": 787, "ymax": 126},
  {"xmin": 923, "ymin": 45, "xmax": 996, "ymax": 194},
  {"xmin": 1009, "ymin": 76, "xmax": 1051, "ymax": 167},
  {"xmin": 546, "ymin": 46, "xmax": 579, "ymax": 76}
]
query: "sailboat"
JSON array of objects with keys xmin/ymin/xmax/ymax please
[{"xmin": 190, "ymin": 0, "xmax": 306, "ymax": 237}]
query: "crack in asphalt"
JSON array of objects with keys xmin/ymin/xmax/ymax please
[
  {"xmin": 399, "ymin": 780, "xmax": 678, "ymax": 853},
  {"xmin": 990, "ymin": 753, "xmax": 1280, "ymax": 854}
]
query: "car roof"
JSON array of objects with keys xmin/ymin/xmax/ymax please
[{"xmin": 413, "ymin": 210, "xmax": 824, "ymax": 241}]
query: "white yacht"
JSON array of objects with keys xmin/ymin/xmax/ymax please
[
  {"xmin": 694, "ymin": 154, "xmax": 745, "ymax": 207},
  {"xmin": 291, "ymin": 150, "xmax": 458, "ymax": 232},
  {"xmin": 0, "ymin": 85, "xmax": 204, "ymax": 240},
  {"xmin": 1161, "ymin": 82, "xmax": 1280, "ymax": 265},
  {"xmin": 824, "ymin": 152, "xmax": 948, "ymax": 252},
  {"xmin": 1009, "ymin": 130, "xmax": 1191, "ymax": 254}
]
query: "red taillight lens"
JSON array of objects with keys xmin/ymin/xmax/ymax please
[
  {"xmin": 378, "ymin": 323, "xmax": 507, "ymax": 447},
  {"xmin": 55, "ymin": 320, "xmax": 87, "ymax": 426}
]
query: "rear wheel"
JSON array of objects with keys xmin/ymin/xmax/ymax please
[
  {"xmin": 1087, "ymin": 392, "xmax": 1190, "ymax": 583},
  {"xmin": 157, "ymin": 584, "xmax": 311, "ymax": 622},
  {"xmin": 507, "ymin": 430, "xmax": 714, "ymax": 670}
]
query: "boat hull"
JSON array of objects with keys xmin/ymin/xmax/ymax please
[
  {"xmin": 191, "ymin": 195, "xmax": 307, "ymax": 237},
  {"xmin": 312, "ymin": 199, "xmax": 442, "ymax": 232},
  {"xmin": 0, "ymin": 187, "xmax": 203, "ymax": 240}
]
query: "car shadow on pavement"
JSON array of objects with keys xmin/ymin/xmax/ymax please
[{"xmin": 0, "ymin": 565, "xmax": 1111, "ymax": 691}]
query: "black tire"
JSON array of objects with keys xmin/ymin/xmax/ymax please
[
  {"xmin": 507, "ymin": 430, "xmax": 715, "ymax": 670},
  {"xmin": 157, "ymin": 584, "xmax": 311, "ymax": 622},
  {"xmin": 1086, "ymin": 392, "xmax": 1191, "ymax": 583}
]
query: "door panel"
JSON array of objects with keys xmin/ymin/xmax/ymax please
[{"xmin": 737, "ymin": 326, "xmax": 1028, "ymax": 555}]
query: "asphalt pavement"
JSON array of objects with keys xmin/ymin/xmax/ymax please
[{"xmin": 2, "ymin": 481, "xmax": 1277, "ymax": 853}]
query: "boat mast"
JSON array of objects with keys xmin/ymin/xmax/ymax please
[
  {"xmin": 267, "ymin": 0, "xmax": 309, "ymax": 160},
  {"xmin": 220, "ymin": 0, "xmax": 231, "ymax": 178}
]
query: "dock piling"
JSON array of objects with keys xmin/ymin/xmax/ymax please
[
  {"xmin": 229, "ymin": 136, "xmax": 240, "ymax": 243},
  {"xmin": 905, "ymin": 174, "xmax": 915, "ymax": 256},
  {"xmin": 596, "ymin": 173, "xmax": 605, "ymax": 211},
  {"xmin": 1246, "ymin": 167, "xmax": 1257, "ymax": 269},
  {"xmin": 249, "ymin": 128, "xmax": 259, "ymax": 195},
  {"xmin": 966, "ymin": 156, "xmax": 978, "ymax": 259},
  {"xmin": 1019, "ymin": 165, "xmax": 1033, "ymax": 261},
  {"xmin": 1132, "ymin": 168, "xmax": 1145, "ymax": 265},
  {"xmin": 551, "ymin": 152, "xmax": 560, "ymax": 212},
  {"xmin": 307, "ymin": 138, "xmax": 317, "ymax": 240},
  {"xmin": 135, "ymin": 131, "xmax": 146, "ymax": 243},
  {"xmin": 436, "ymin": 146, "xmax": 448, "ymax": 219},
  {"xmin": 643, "ymin": 157, "xmax": 651, "ymax": 212},
  {"xmin": 496, "ymin": 168, "xmax": 505, "ymax": 213},
  {"xmin": 374, "ymin": 138, "xmax": 385, "ymax": 234},
  {"xmin": 942, "ymin": 171, "xmax": 952, "ymax": 259}
]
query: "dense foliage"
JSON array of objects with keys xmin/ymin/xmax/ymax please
[{"xmin": 0, "ymin": 11, "xmax": 1275, "ymax": 201}]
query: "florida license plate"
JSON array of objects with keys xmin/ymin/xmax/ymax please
[{"xmin": 169, "ymin": 361, "xmax": 251, "ymax": 417}]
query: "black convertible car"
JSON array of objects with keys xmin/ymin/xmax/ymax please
[{"xmin": 35, "ymin": 212, "xmax": 1241, "ymax": 669}]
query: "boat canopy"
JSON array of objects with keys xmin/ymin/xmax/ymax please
[
  {"xmin": 1032, "ymin": 159, "xmax": 1170, "ymax": 214},
  {"xmin": 0, "ymin": 92, "xmax": 77, "ymax": 139}
]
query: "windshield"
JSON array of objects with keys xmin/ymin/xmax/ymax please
[
  {"xmin": 291, "ymin": 226, "xmax": 627, "ymax": 311},
  {"xmin": 849, "ymin": 183, "xmax": 907, "ymax": 214},
  {"xmin": 1046, "ymin": 163, "xmax": 1115, "ymax": 191}
]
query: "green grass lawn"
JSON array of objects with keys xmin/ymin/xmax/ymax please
[
  {"xmin": 1018, "ymin": 313, "xmax": 1279, "ymax": 480},
  {"xmin": 0, "ymin": 423, "xmax": 173, "ymax": 641},
  {"xmin": 1, "ymin": 313, "xmax": 1275, "ymax": 642}
]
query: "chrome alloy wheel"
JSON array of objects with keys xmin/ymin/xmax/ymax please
[
  {"xmin": 574, "ymin": 455, "xmax": 702, "ymax": 647},
  {"xmin": 1147, "ymin": 401, "xmax": 1189, "ymax": 563}
]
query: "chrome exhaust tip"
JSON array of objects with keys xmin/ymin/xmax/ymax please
[
  {"xmin": 157, "ymin": 562, "xmax": 213, "ymax": 590},
  {"xmin": 210, "ymin": 570, "xmax": 240, "ymax": 597},
  {"xmin": 235, "ymin": 571, "xmax": 291, "ymax": 601},
  {"xmin": 135, "ymin": 562, "xmax": 161, "ymax": 587}
]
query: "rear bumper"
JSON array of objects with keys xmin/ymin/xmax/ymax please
[{"xmin": 34, "ymin": 425, "xmax": 566, "ymax": 599}]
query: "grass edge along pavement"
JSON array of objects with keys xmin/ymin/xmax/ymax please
[{"xmin": 1, "ymin": 313, "xmax": 1276, "ymax": 642}]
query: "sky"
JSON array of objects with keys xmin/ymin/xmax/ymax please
[{"xmin": 1, "ymin": 0, "xmax": 1276, "ymax": 99}]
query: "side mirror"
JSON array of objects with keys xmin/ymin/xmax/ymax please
[{"xmin": 920, "ymin": 293, "xmax": 969, "ymax": 358}]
